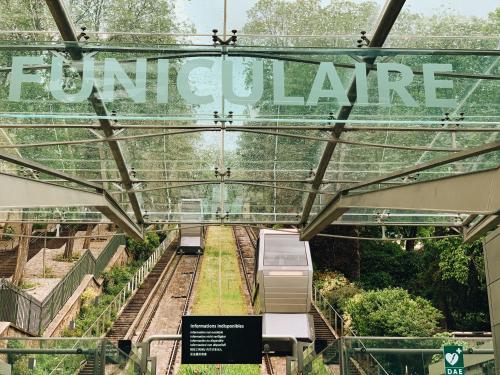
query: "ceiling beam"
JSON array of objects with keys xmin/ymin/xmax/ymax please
[
  {"xmin": 0, "ymin": 151, "xmax": 103, "ymax": 191},
  {"xmin": 300, "ymin": 0, "xmax": 407, "ymax": 226},
  {"xmin": 463, "ymin": 215, "xmax": 500, "ymax": 243},
  {"xmin": 0, "ymin": 173, "xmax": 142, "ymax": 240},
  {"xmin": 325, "ymin": 140, "xmax": 500, "ymax": 194},
  {"xmin": 301, "ymin": 167, "xmax": 499, "ymax": 240},
  {"xmin": 45, "ymin": 0, "xmax": 143, "ymax": 224}
]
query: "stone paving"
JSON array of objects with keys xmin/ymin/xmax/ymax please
[{"xmin": 19, "ymin": 224, "xmax": 114, "ymax": 301}]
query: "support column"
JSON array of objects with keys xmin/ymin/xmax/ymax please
[{"xmin": 484, "ymin": 227, "xmax": 500, "ymax": 372}]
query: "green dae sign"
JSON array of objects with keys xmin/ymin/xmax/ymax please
[{"xmin": 443, "ymin": 345, "xmax": 465, "ymax": 375}]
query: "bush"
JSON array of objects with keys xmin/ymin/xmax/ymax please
[
  {"xmin": 2, "ymin": 225, "xmax": 15, "ymax": 241},
  {"xmin": 102, "ymin": 265, "xmax": 135, "ymax": 295},
  {"xmin": 344, "ymin": 287, "xmax": 442, "ymax": 337},
  {"xmin": 359, "ymin": 240, "xmax": 423, "ymax": 291},
  {"xmin": 126, "ymin": 231, "xmax": 160, "ymax": 260},
  {"xmin": 80, "ymin": 287, "xmax": 98, "ymax": 306},
  {"xmin": 315, "ymin": 271, "xmax": 362, "ymax": 311}
]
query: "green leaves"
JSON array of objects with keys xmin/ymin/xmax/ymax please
[
  {"xmin": 344, "ymin": 287, "xmax": 443, "ymax": 337},
  {"xmin": 125, "ymin": 231, "xmax": 160, "ymax": 260}
]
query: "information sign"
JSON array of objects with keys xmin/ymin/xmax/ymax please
[
  {"xmin": 443, "ymin": 345, "xmax": 465, "ymax": 374},
  {"xmin": 181, "ymin": 315, "xmax": 262, "ymax": 364}
]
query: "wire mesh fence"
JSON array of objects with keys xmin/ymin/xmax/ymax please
[{"xmin": 0, "ymin": 234, "xmax": 125, "ymax": 334}]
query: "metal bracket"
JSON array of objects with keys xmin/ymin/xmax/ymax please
[
  {"xmin": 356, "ymin": 31, "xmax": 370, "ymax": 48},
  {"xmin": 441, "ymin": 112, "xmax": 465, "ymax": 127},
  {"xmin": 214, "ymin": 166, "xmax": 231, "ymax": 179},
  {"xmin": 211, "ymin": 29, "xmax": 237, "ymax": 46},
  {"xmin": 77, "ymin": 26, "xmax": 89, "ymax": 42}
]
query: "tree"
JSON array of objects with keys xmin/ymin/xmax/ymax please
[
  {"xmin": 310, "ymin": 225, "xmax": 361, "ymax": 279},
  {"xmin": 416, "ymin": 237, "xmax": 489, "ymax": 331},
  {"xmin": 344, "ymin": 287, "xmax": 442, "ymax": 337},
  {"xmin": 63, "ymin": 224, "xmax": 79, "ymax": 259},
  {"xmin": 82, "ymin": 224, "xmax": 94, "ymax": 250},
  {"xmin": 12, "ymin": 223, "xmax": 33, "ymax": 286}
]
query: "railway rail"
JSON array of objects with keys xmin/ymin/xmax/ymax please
[
  {"xmin": 105, "ymin": 241, "xmax": 178, "ymax": 342},
  {"xmin": 263, "ymin": 353, "xmax": 275, "ymax": 375},
  {"xmin": 165, "ymin": 254, "xmax": 201, "ymax": 375}
]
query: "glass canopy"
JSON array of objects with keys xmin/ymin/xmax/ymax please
[{"xmin": 0, "ymin": 0, "xmax": 498, "ymax": 238}]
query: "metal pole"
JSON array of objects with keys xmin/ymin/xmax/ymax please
[{"xmin": 140, "ymin": 334, "xmax": 300, "ymax": 374}]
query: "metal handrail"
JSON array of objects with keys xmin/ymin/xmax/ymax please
[
  {"xmin": 83, "ymin": 230, "xmax": 177, "ymax": 337},
  {"xmin": 49, "ymin": 229, "xmax": 178, "ymax": 375},
  {"xmin": 0, "ymin": 234, "xmax": 125, "ymax": 334},
  {"xmin": 311, "ymin": 286, "xmax": 390, "ymax": 375},
  {"xmin": 313, "ymin": 285, "xmax": 346, "ymax": 336}
]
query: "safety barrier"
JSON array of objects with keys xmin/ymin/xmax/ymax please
[
  {"xmin": 49, "ymin": 230, "xmax": 177, "ymax": 375},
  {"xmin": 308, "ymin": 286, "xmax": 390, "ymax": 375},
  {"xmin": 313, "ymin": 285, "xmax": 345, "ymax": 336},
  {"xmin": 82, "ymin": 229, "xmax": 177, "ymax": 337},
  {"xmin": 0, "ymin": 234, "xmax": 125, "ymax": 334}
]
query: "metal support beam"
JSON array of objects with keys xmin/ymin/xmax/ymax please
[
  {"xmin": 323, "ymin": 140, "xmax": 500, "ymax": 194},
  {"xmin": 464, "ymin": 215, "xmax": 500, "ymax": 243},
  {"xmin": 301, "ymin": 168, "xmax": 500, "ymax": 240},
  {"xmin": 0, "ymin": 151, "xmax": 103, "ymax": 191},
  {"xmin": 0, "ymin": 173, "xmax": 142, "ymax": 240},
  {"xmin": 300, "ymin": 0, "xmax": 407, "ymax": 225},
  {"xmin": 45, "ymin": 0, "xmax": 143, "ymax": 224}
]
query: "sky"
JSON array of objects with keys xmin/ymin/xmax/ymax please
[{"xmin": 174, "ymin": 0, "xmax": 499, "ymax": 36}]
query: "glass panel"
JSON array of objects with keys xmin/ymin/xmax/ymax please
[
  {"xmin": 263, "ymin": 234, "xmax": 307, "ymax": 266},
  {"xmin": 0, "ymin": 41, "xmax": 497, "ymax": 227},
  {"xmin": 342, "ymin": 336, "xmax": 496, "ymax": 375}
]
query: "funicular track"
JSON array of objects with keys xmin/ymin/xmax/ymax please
[
  {"xmin": 105, "ymin": 240, "xmax": 179, "ymax": 342},
  {"xmin": 102, "ymin": 239, "xmax": 200, "ymax": 374},
  {"xmin": 164, "ymin": 254, "xmax": 201, "ymax": 375}
]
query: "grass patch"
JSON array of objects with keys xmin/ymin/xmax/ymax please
[
  {"xmin": 179, "ymin": 226, "xmax": 259, "ymax": 375},
  {"xmin": 20, "ymin": 280, "xmax": 39, "ymax": 290},
  {"xmin": 38, "ymin": 266, "xmax": 56, "ymax": 278},
  {"xmin": 53, "ymin": 252, "xmax": 81, "ymax": 262}
]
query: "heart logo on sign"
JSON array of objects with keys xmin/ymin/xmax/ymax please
[{"xmin": 445, "ymin": 353, "xmax": 459, "ymax": 366}]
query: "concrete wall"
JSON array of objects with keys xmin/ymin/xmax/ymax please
[
  {"xmin": 42, "ymin": 274, "xmax": 101, "ymax": 337},
  {"xmin": 484, "ymin": 227, "xmax": 500, "ymax": 373}
]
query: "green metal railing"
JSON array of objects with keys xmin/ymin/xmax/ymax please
[
  {"xmin": 307, "ymin": 286, "xmax": 390, "ymax": 375},
  {"xmin": 0, "ymin": 337, "xmax": 146, "ymax": 375},
  {"xmin": 0, "ymin": 234, "xmax": 125, "ymax": 335},
  {"xmin": 82, "ymin": 229, "xmax": 177, "ymax": 337},
  {"xmin": 49, "ymin": 230, "xmax": 177, "ymax": 375},
  {"xmin": 313, "ymin": 285, "xmax": 345, "ymax": 336}
]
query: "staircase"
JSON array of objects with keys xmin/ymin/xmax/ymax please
[
  {"xmin": 105, "ymin": 244, "xmax": 176, "ymax": 341},
  {"xmin": 0, "ymin": 228, "xmax": 72, "ymax": 277},
  {"xmin": 312, "ymin": 304, "xmax": 338, "ymax": 354},
  {"xmin": 79, "ymin": 357, "xmax": 97, "ymax": 375}
]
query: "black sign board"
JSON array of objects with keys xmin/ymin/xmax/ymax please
[{"xmin": 181, "ymin": 315, "xmax": 262, "ymax": 364}]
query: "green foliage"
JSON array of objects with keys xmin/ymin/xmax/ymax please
[
  {"xmin": 315, "ymin": 271, "xmax": 362, "ymax": 311},
  {"xmin": 416, "ymin": 236, "xmax": 489, "ymax": 331},
  {"xmin": 7, "ymin": 339, "xmax": 24, "ymax": 365},
  {"xmin": 436, "ymin": 238, "xmax": 485, "ymax": 285},
  {"xmin": 359, "ymin": 238, "xmax": 423, "ymax": 291},
  {"xmin": 32, "ymin": 223, "xmax": 46, "ymax": 230},
  {"xmin": 53, "ymin": 252, "xmax": 81, "ymax": 262},
  {"xmin": 102, "ymin": 264, "xmax": 136, "ymax": 295},
  {"xmin": 344, "ymin": 288, "xmax": 443, "ymax": 337},
  {"xmin": 19, "ymin": 281, "xmax": 39, "ymax": 290},
  {"xmin": 356, "ymin": 229, "xmax": 490, "ymax": 331},
  {"xmin": 2, "ymin": 225, "xmax": 15, "ymax": 241},
  {"xmin": 63, "ymin": 263, "xmax": 139, "ymax": 337},
  {"xmin": 126, "ymin": 231, "xmax": 160, "ymax": 260}
]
